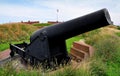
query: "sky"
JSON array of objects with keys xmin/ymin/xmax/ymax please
[{"xmin": 0, "ymin": 0, "xmax": 120, "ymax": 25}]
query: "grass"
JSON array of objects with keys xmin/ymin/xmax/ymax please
[
  {"xmin": 0, "ymin": 23, "xmax": 37, "ymax": 43},
  {"xmin": 66, "ymin": 35, "xmax": 83, "ymax": 52},
  {"xmin": 89, "ymin": 37, "xmax": 120, "ymax": 76},
  {"xmin": 52, "ymin": 64, "xmax": 91, "ymax": 76},
  {"xmin": 0, "ymin": 40, "xmax": 30, "ymax": 51},
  {"xmin": 33, "ymin": 23, "xmax": 51, "ymax": 26},
  {"xmin": 116, "ymin": 32, "xmax": 120, "ymax": 37},
  {"xmin": 117, "ymin": 25, "xmax": 120, "ymax": 30},
  {"xmin": 0, "ymin": 60, "xmax": 91, "ymax": 76},
  {"xmin": 0, "ymin": 23, "xmax": 37, "ymax": 51},
  {"xmin": 0, "ymin": 24, "xmax": 120, "ymax": 76},
  {"xmin": 0, "ymin": 43, "xmax": 9, "ymax": 51},
  {"xmin": 85, "ymin": 26, "xmax": 120, "ymax": 76}
]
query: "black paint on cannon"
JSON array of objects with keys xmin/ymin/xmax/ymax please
[{"xmin": 10, "ymin": 8, "xmax": 113, "ymax": 67}]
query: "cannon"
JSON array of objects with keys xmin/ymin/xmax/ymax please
[{"xmin": 10, "ymin": 8, "xmax": 112, "ymax": 67}]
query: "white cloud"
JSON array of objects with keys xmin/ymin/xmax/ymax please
[
  {"xmin": 0, "ymin": 4, "xmax": 48, "ymax": 17},
  {"xmin": 0, "ymin": 0, "xmax": 120, "ymax": 25},
  {"xmin": 0, "ymin": 4, "xmax": 58, "ymax": 23},
  {"xmin": 35, "ymin": 0, "xmax": 95, "ymax": 21}
]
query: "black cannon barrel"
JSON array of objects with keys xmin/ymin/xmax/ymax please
[
  {"xmin": 10, "ymin": 8, "xmax": 113, "ymax": 67},
  {"xmin": 30, "ymin": 8, "xmax": 112, "ymax": 42}
]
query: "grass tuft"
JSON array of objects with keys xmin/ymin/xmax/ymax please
[{"xmin": 0, "ymin": 23, "xmax": 37, "ymax": 43}]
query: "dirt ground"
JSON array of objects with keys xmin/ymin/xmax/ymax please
[{"xmin": 0, "ymin": 49, "xmax": 10, "ymax": 60}]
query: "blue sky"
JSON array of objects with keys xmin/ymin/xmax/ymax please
[{"xmin": 0, "ymin": 0, "xmax": 120, "ymax": 25}]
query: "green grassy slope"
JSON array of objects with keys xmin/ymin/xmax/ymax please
[{"xmin": 0, "ymin": 25, "xmax": 120, "ymax": 76}]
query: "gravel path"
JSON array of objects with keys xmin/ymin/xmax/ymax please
[{"xmin": 0, "ymin": 49, "xmax": 10, "ymax": 60}]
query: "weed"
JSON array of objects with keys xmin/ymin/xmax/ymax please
[
  {"xmin": 93, "ymin": 35, "xmax": 120, "ymax": 63},
  {"xmin": 0, "ymin": 23, "xmax": 37, "ymax": 43},
  {"xmin": 90, "ymin": 58, "xmax": 107, "ymax": 76}
]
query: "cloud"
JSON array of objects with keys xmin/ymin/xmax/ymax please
[
  {"xmin": 34, "ymin": 0, "xmax": 96, "ymax": 21},
  {"xmin": 0, "ymin": 0, "xmax": 120, "ymax": 25},
  {"xmin": 0, "ymin": 3, "xmax": 58, "ymax": 23}
]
